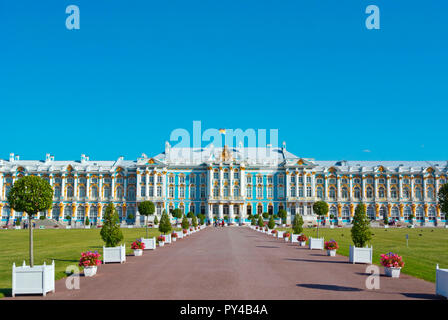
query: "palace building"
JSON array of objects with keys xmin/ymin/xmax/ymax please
[{"xmin": 0, "ymin": 142, "xmax": 447, "ymax": 226}]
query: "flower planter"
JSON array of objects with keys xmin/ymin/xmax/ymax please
[
  {"xmin": 175, "ymin": 231, "xmax": 184, "ymax": 239},
  {"xmin": 299, "ymin": 241, "xmax": 306, "ymax": 247},
  {"xmin": 327, "ymin": 249, "xmax": 337, "ymax": 257},
  {"xmin": 384, "ymin": 225, "xmax": 389, "ymax": 229},
  {"xmin": 309, "ymin": 237, "xmax": 324, "ymax": 250},
  {"xmin": 384, "ymin": 267, "xmax": 401, "ymax": 278},
  {"xmin": 158, "ymin": 241, "xmax": 165, "ymax": 247},
  {"xmin": 172, "ymin": 237, "xmax": 177, "ymax": 242},
  {"xmin": 85, "ymin": 226, "xmax": 91, "ymax": 229},
  {"xmin": 141, "ymin": 237, "xmax": 156, "ymax": 250},
  {"xmin": 277, "ymin": 231, "xmax": 284, "ymax": 239},
  {"xmin": 12, "ymin": 260, "xmax": 55, "ymax": 297},
  {"xmin": 134, "ymin": 249, "xmax": 143, "ymax": 256},
  {"xmin": 329, "ymin": 225, "xmax": 334, "ymax": 229},
  {"xmin": 290, "ymin": 234, "xmax": 299, "ymax": 243},
  {"xmin": 436, "ymin": 265, "xmax": 448, "ymax": 298},
  {"xmin": 103, "ymin": 245, "xmax": 126, "ymax": 264},
  {"xmin": 164, "ymin": 234, "xmax": 172, "ymax": 244},
  {"xmin": 349, "ymin": 245, "xmax": 373, "ymax": 264},
  {"xmin": 83, "ymin": 266, "xmax": 97, "ymax": 277}
]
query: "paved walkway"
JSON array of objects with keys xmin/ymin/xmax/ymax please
[{"xmin": 11, "ymin": 226, "xmax": 439, "ymax": 300}]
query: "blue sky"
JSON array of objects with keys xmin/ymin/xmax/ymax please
[{"xmin": 0, "ymin": 0, "xmax": 447, "ymax": 162}]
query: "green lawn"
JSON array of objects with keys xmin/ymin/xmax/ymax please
[
  {"xmin": 277, "ymin": 226, "xmax": 448, "ymax": 283},
  {"xmin": 0, "ymin": 227, "xmax": 179, "ymax": 298}
]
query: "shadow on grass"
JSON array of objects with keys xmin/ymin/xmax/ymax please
[
  {"xmin": 46, "ymin": 258, "xmax": 78, "ymax": 263},
  {"xmin": 0, "ymin": 288, "xmax": 12, "ymax": 298},
  {"xmin": 285, "ymin": 258, "xmax": 347, "ymax": 264},
  {"xmin": 256, "ymin": 246, "xmax": 280, "ymax": 249},
  {"xmin": 297, "ymin": 283, "xmax": 362, "ymax": 292},
  {"xmin": 401, "ymin": 292, "xmax": 441, "ymax": 300}
]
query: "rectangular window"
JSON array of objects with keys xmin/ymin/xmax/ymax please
[
  {"xmin": 257, "ymin": 186, "xmax": 263, "ymax": 198},
  {"xmin": 157, "ymin": 175, "xmax": 162, "ymax": 183},
  {"xmin": 299, "ymin": 188, "xmax": 304, "ymax": 197},
  {"xmin": 298, "ymin": 176, "xmax": 303, "ymax": 184},
  {"xmin": 267, "ymin": 187, "xmax": 273, "ymax": 198},
  {"xmin": 246, "ymin": 176, "xmax": 252, "ymax": 184},
  {"xmin": 306, "ymin": 186, "xmax": 312, "ymax": 197},
  {"xmin": 267, "ymin": 176, "xmax": 273, "ymax": 184},
  {"xmin": 214, "ymin": 172, "xmax": 219, "ymax": 180},
  {"xmin": 278, "ymin": 175, "xmax": 284, "ymax": 184},
  {"xmin": 179, "ymin": 176, "xmax": 185, "ymax": 184},
  {"xmin": 149, "ymin": 176, "xmax": 154, "ymax": 183},
  {"xmin": 157, "ymin": 186, "xmax": 162, "ymax": 197},
  {"xmin": 306, "ymin": 176, "xmax": 311, "ymax": 184},
  {"xmin": 190, "ymin": 186, "xmax": 196, "ymax": 199},
  {"xmin": 257, "ymin": 176, "xmax": 263, "ymax": 184},
  {"xmin": 169, "ymin": 186, "xmax": 174, "ymax": 198},
  {"xmin": 278, "ymin": 187, "xmax": 284, "ymax": 198},
  {"xmin": 169, "ymin": 176, "xmax": 174, "ymax": 184},
  {"xmin": 234, "ymin": 172, "xmax": 239, "ymax": 179},
  {"xmin": 247, "ymin": 187, "xmax": 252, "ymax": 198},
  {"xmin": 179, "ymin": 186, "xmax": 185, "ymax": 198},
  {"xmin": 190, "ymin": 175, "xmax": 195, "ymax": 184},
  {"xmin": 200, "ymin": 186, "xmax": 205, "ymax": 198},
  {"xmin": 224, "ymin": 172, "xmax": 229, "ymax": 180}
]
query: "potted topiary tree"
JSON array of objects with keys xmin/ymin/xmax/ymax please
[
  {"xmin": 312, "ymin": 201, "xmax": 328, "ymax": 238},
  {"xmin": 257, "ymin": 215, "xmax": 264, "ymax": 229},
  {"xmin": 127, "ymin": 213, "xmax": 134, "ymax": 226},
  {"xmin": 85, "ymin": 217, "xmax": 90, "ymax": 229},
  {"xmin": 65, "ymin": 215, "xmax": 72, "ymax": 228},
  {"xmin": 384, "ymin": 213, "xmax": 389, "ymax": 228},
  {"xmin": 8, "ymin": 175, "xmax": 55, "ymax": 297},
  {"xmin": 278, "ymin": 209, "xmax": 287, "ymax": 227},
  {"xmin": 181, "ymin": 215, "xmax": 190, "ymax": 235},
  {"xmin": 329, "ymin": 213, "xmax": 335, "ymax": 229},
  {"xmin": 291, "ymin": 214, "xmax": 304, "ymax": 243},
  {"xmin": 349, "ymin": 203, "xmax": 373, "ymax": 264},
  {"xmin": 251, "ymin": 215, "xmax": 257, "ymax": 226},
  {"xmin": 159, "ymin": 210, "xmax": 172, "ymax": 243},
  {"xmin": 100, "ymin": 203, "xmax": 126, "ymax": 264},
  {"xmin": 262, "ymin": 212, "xmax": 269, "ymax": 220},
  {"xmin": 138, "ymin": 201, "xmax": 155, "ymax": 238},
  {"xmin": 15, "ymin": 218, "xmax": 21, "ymax": 230},
  {"xmin": 408, "ymin": 213, "xmax": 415, "ymax": 228},
  {"xmin": 172, "ymin": 208, "xmax": 182, "ymax": 226},
  {"xmin": 192, "ymin": 215, "xmax": 198, "ymax": 229},
  {"xmin": 268, "ymin": 215, "xmax": 275, "ymax": 232}
]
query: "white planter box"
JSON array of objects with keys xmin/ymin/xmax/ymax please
[
  {"xmin": 349, "ymin": 245, "xmax": 373, "ymax": 264},
  {"xmin": 12, "ymin": 261, "xmax": 55, "ymax": 297},
  {"xmin": 436, "ymin": 265, "xmax": 448, "ymax": 298},
  {"xmin": 291, "ymin": 234, "xmax": 300, "ymax": 243},
  {"xmin": 277, "ymin": 231, "xmax": 284, "ymax": 239},
  {"xmin": 163, "ymin": 234, "xmax": 172, "ymax": 244},
  {"xmin": 384, "ymin": 267, "xmax": 401, "ymax": 278},
  {"xmin": 172, "ymin": 236, "xmax": 177, "ymax": 242},
  {"xmin": 103, "ymin": 245, "xmax": 126, "ymax": 264},
  {"xmin": 299, "ymin": 241, "xmax": 306, "ymax": 247},
  {"xmin": 66, "ymin": 226, "xmax": 71, "ymax": 229},
  {"xmin": 309, "ymin": 237, "xmax": 324, "ymax": 250},
  {"xmin": 175, "ymin": 231, "xmax": 184, "ymax": 239},
  {"xmin": 85, "ymin": 226, "xmax": 91, "ymax": 229},
  {"xmin": 14, "ymin": 226, "xmax": 21, "ymax": 230},
  {"xmin": 327, "ymin": 249, "xmax": 337, "ymax": 257},
  {"xmin": 330, "ymin": 225, "xmax": 334, "ymax": 229},
  {"xmin": 384, "ymin": 225, "xmax": 389, "ymax": 229},
  {"xmin": 83, "ymin": 266, "xmax": 97, "ymax": 277},
  {"xmin": 134, "ymin": 249, "xmax": 143, "ymax": 256},
  {"xmin": 158, "ymin": 241, "xmax": 165, "ymax": 247},
  {"xmin": 141, "ymin": 237, "xmax": 156, "ymax": 250}
]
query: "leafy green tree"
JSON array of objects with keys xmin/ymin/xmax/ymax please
[
  {"xmin": 257, "ymin": 215, "xmax": 264, "ymax": 228},
  {"xmin": 127, "ymin": 213, "xmax": 134, "ymax": 222},
  {"xmin": 408, "ymin": 213, "xmax": 415, "ymax": 225},
  {"xmin": 100, "ymin": 203, "xmax": 124, "ymax": 247},
  {"xmin": 85, "ymin": 217, "xmax": 90, "ymax": 226},
  {"xmin": 8, "ymin": 175, "xmax": 53, "ymax": 267},
  {"xmin": 268, "ymin": 215, "xmax": 275, "ymax": 229},
  {"xmin": 181, "ymin": 215, "xmax": 190, "ymax": 230},
  {"xmin": 383, "ymin": 213, "xmax": 389, "ymax": 226},
  {"xmin": 172, "ymin": 208, "xmax": 183, "ymax": 224},
  {"xmin": 278, "ymin": 209, "xmax": 287, "ymax": 225},
  {"xmin": 313, "ymin": 201, "xmax": 329, "ymax": 238},
  {"xmin": 159, "ymin": 211, "xmax": 172, "ymax": 234},
  {"xmin": 187, "ymin": 211, "xmax": 195, "ymax": 218},
  {"xmin": 197, "ymin": 213, "xmax": 205, "ymax": 225},
  {"xmin": 154, "ymin": 215, "xmax": 159, "ymax": 225},
  {"xmin": 351, "ymin": 203, "xmax": 372, "ymax": 247},
  {"xmin": 138, "ymin": 201, "xmax": 155, "ymax": 238},
  {"xmin": 262, "ymin": 212, "xmax": 269, "ymax": 219},
  {"xmin": 192, "ymin": 215, "xmax": 198, "ymax": 227},
  {"xmin": 292, "ymin": 214, "xmax": 304, "ymax": 234},
  {"xmin": 439, "ymin": 183, "xmax": 448, "ymax": 216}
]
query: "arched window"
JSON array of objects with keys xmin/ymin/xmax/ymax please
[
  {"xmin": 76, "ymin": 207, "xmax": 85, "ymax": 220},
  {"xmin": 354, "ymin": 187, "xmax": 361, "ymax": 200},
  {"xmin": 403, "ymin": 187, "xmax": 410, "ymax": 199},
  {"xmin": 91, "ymin": 186, "xmax": 98, "ymax": 199},
  {"xmin": 317, "ymin": 187, "xmax": 323, "ymax": 198},
  {"xmin": 416, "ymin": 206, "xmax": 424, "ymax": 219},
  {"xmin": 378, "ymin": 187, "xmax": 385, "ymax": 198},
  {"xmin": 342, "ymin": 187, "xmax": 348, "ymax": 199},
  {"xmin": 426, "ymin": 187, "xmax": 434, "ymax": 200},
  {"xmin": 223, "ymin": 186, "xmax": 229, "ymax": 197},
  {"xmin": 428, "ymin": 207, "xmax": 436, "ymax": 220},
  {"xmin": 127, "ymin": 187, "xmax": 136, "ymax": 200},
  {"xmin": 234, "ymin": 186, "xmax": 240, "ymax": 197},
  {"xmin": 404, "ymin": 206, "xmax": 411, "ymax": 219},
  {"xmin": 66, "ymin": 186, "xmax": 74, "ymax": 198},
  {"xmin": 415, "ymin": 187, "xmax": 422, "ymax": 200},
  {"xmin": 391, "ymin": 187, "xmax": 397, "ymax": 199},
  {"xmin": 104, "ymin": 185, "xmax": 111, "ymax": 199},
  {"xmin": 89, "ymin": 207, "xmax": 97, "ymax": 220},
  {"xmin": 213, "ymin": 186, "xmax": 219, "ymax": 198},
  {"xmin": 189, "ymin": 203, "xmax": 195, "ymax": 214},
  {"xmin": 342, "ymin": 206, "xmax": 350, "ymax": 219},
  {"xmin": 116, "ymin": 187, "xmax": 123, "ymax": 199},
  {"xmin": 290, "ymin": 186, "xmax": 296, "ymax": 197},
  {"xmin": 54, "ymin": 186, "xmax": 61, "ymax": 198},
  {"xmin": 391, "ymin": 207, "xmax": 399, "ymax": 219},
  {"xmin": 329, "ymin": 187, "xmax": 336, "ymax": 200},
  {"xmin": 379, "ymin": 206, "xmax": 387, "ymax": 219},
  {"xmin": 366, "ymin": 187, "xmax": 373, "ymax": 199},
  {"xmin": 329, "ymin": 206, "xmax": 337, "ymax": 218},
  {"xmin": 79, "ymin": 186, "xmax": 86, "ymax": 198}
]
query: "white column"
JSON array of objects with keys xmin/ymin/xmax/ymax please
[
  {"xmin": 423, "ymin": 176, "xmax": 427, "ymax": 201},
  {"xmin": 0, "ymin": 173, "xmax": 3, "ymax": 201},
  {"xmin": 162, "ymin": 171, "xmax": 167, "ymax": 200},
  {"xmin": 286, "ymin": 172, "xmax": 291, "ymax": 197},
  {"xmin": 74, "ymin": 174, "xmax": 79, "ymax": 200},
  {"xmin": 399, "ymin": 176, "xmax": 403, "ymax": 199},
  {"xmin": 229, "ymin": 204, "xmax": 234, "ymax": 219},
  {"xmin": 86, "ymin": 174, "xmax": 90, "ymax": 200},
  {"xmin": 218, "ymin": 204, "xmax": 223, "ymax": 219},
  {"xmin": 240, "ymin": 168, "xmax": 246, "ymax": 198},
  {"xmin": 311, "ymin": 173, "xmax": 316, "ymax": 198},
  {"xmin": 145, "ymin": 171, "xmax": 149, "ymax": 198},
  {"xmin": 362, "ymin": 175, "xmax": 366, "ymax": 201},
  {"xmin": 61, "ymin": 174, "xmax": 66, "ymax": 200},
  {"xmin": 242, "ymin": 203, "xmax": 247, "ymax": 220},
  {"xmin": 386, "ymin": 175, "xmax": 391, "ymax": 200},
  {"xmin": 111, "ymin": 175, "xmax": 116, "ymax": 200},
  {"xmin": 219, "ymin": 167, "xmax": 223, "ymax": 198},
  {"xmin": 302, "ymin": 172, "xmax": 306, "ymax": 199},
  {"xmin": 336, "ymin": 176, "xmax": 341, "ymax": 200},
  {"xmin": 349, "ymin": 175, "xmax": 353, "ymax": 201},
  {"xmin": 98, "ymin": 174, "xmax": 103, "ymax": 201},
  {"xmin": 207, "ymin": 167, "xmax": 213, "ymax": 198},
  {"xmin": 136, "ymin": 171, "xmax": 141, "ymax": 198},
  {"xmin": 324, "ymin": 175, "xmax": 329, "ymax": 201},
  {"xmin": 411, "ymin": 176, "xmax": 415, "ymax": 200}
]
